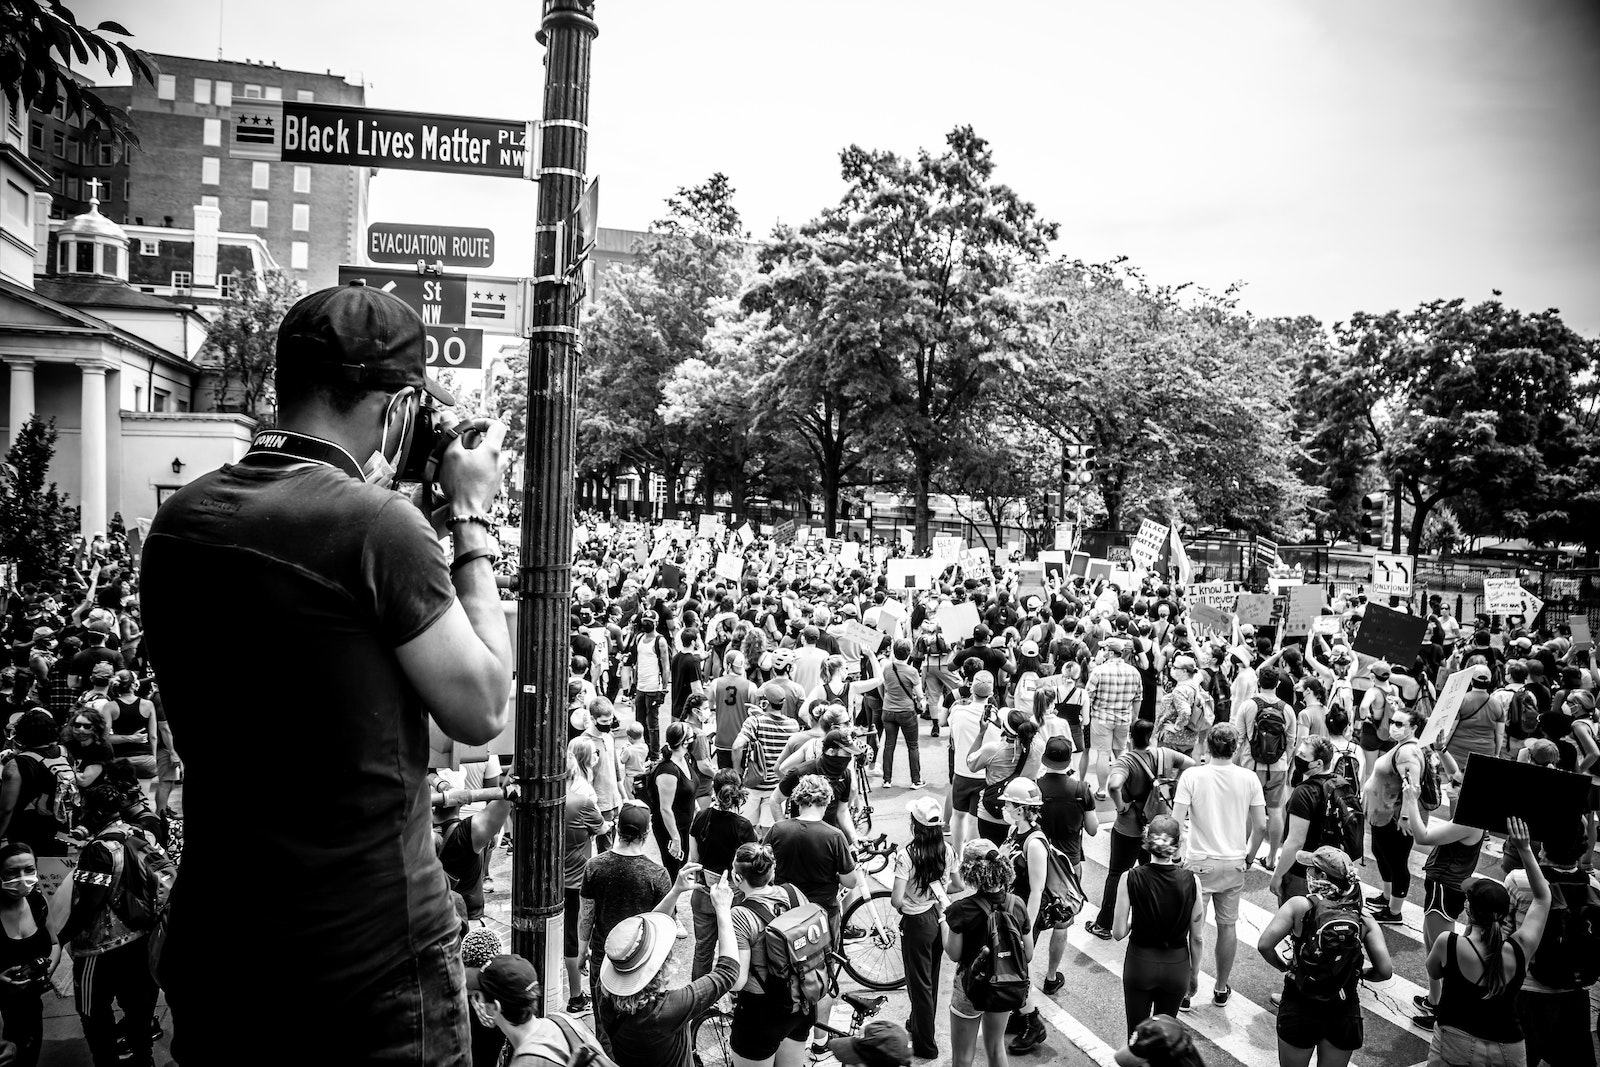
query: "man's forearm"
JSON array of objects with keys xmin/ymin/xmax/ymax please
[{"xmin": 451, "ymin": 526, "xmax": 515, "ymax": 687}]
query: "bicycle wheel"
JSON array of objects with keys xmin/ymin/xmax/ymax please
[
  {"xmin": 692, "ymin": 1007, "xmax": 735, "ymax": 1067},
  {"xmin": 837, "ymin": 889, "xmax": 905, "ymax": 990},
  {"xmin": 853, "ymin": 801, "xmax": 873, "ymax": 835}
]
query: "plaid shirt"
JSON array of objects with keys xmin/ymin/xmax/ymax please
[{"xmin": 1087, "ymin": 659, "xmax": 1143, "ymax": 727}]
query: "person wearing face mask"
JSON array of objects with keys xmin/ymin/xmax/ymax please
[
  {"xmin": 777, "ymin": 729, "xmax": 861, "ymax": 843},
  {"xmin": 1270, "ymin": 735, "xmax": 1350, "ymax": 904},
  {"xmin": 648, "ymin": 721, "xmax": 700, "ymax": 882},
  {"xmin": 575, "ymin": 697, "xmax": 625, "ymax": 849},
  {"xmin": 1361, "ymin": 707, "xmax": 1425, "ymax": 924},
  {"xmin": 467, "ymin": 953, "xmax": 608, "ymax": 1067},
  {"xmin": 0, "ymin": 842, "xmax": 58, "ymax": 1067},
  {"xmin": 141, "ymin": 281, "xmax": 514, "ymax": 1065}
]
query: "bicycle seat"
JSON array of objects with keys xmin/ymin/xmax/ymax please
[{"xmin": 844, "ymin": 992, "xmax": 887, "ymax": 1017}]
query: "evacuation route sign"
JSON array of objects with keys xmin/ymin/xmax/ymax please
[
  {"xmin": 368, "ymin": 223, "xmax": 495, "ymax": 268},
  {"xmin": 230, "ymin": 98, "xmax": 530, "ymax": 178}
]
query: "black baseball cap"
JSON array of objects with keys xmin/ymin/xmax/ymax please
[{"xmin": 277, "ymin": 282, "xmax": 455, "ymax": 404}]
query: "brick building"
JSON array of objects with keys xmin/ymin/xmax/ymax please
[{"xmin": 27, "ymin": 54, "xmax": 369, "ymax": 295}]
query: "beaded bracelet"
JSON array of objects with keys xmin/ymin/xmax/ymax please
[{"xmin": 446, "ymin": 514, "xmax": 498, "ymax": 536}]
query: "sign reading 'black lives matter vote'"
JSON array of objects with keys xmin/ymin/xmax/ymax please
[{"xmin": 229, "ymin": 99, "xmax": 530, "ymax": 179}]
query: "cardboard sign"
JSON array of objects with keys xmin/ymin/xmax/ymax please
[
  {"xmin": 935, "ymin": 601, "xmax": 982, "ymax": 643},
  {"xmin": 772, "ymin": 519, "xmax": 798, "ymax": 545},
  {"xmin": 1040, "ymin": 550, "xmax": 1067, "ymax": 583},
  {"xmin": 1453, "ymin": 753, "xmax": 1591, "ymax": 843},
  {"xmin": 649, "ymin": 540, "xmax": 672, "ymax": 563},
  {"xmin": 1007, "ymin": 540, "xmax": 1024, "ymax": 559},
  {"xmin": 1283, "ymin": 585, "xmax": 1327, "ymax": 638},
  {"xmin": 1570, "ymin": 617, "xmax": 1592, "ymax": 652},
  {"xmin": 960, "ymin": 546, "xmax": 990, "ymax": 578},
  {"xmin": 1311, "ymin": 615, "xmax": 1343, "ymax": 636},
  {"xmin": 659, "ymin": 563, "xmax": 683, "ymax": 593},
  {"xmin": 1018, "ymin": 560, "xmax": 1047, "ymax": 605},
  {"xmin": 839, "ymin": 541, "xmax": 861, "ymax": 568},
  {"xmin": 794, "ymin": 526, "xmax": 811, "ymax": 544},
  {"xmin": 873, "ymin": 598, "xmax": 907, "ymax": 635},
  {"xmin": 1188, "ymin": 581, "xmax": 1239, "ymax": 611},
  {"xmin": 1522, "ymin": 588, "xmax": 1545, "ymax": 623},
  {"xmin": 714, "ymin": 553, "xmax": 744, "ymax": 583},
  {"xmin": 1189, "ymin": 602, "xmax": 1233, "ymax": 637},
  {"xmin": 1086, "ymin": 559, "xmax": 1113, "ymax": 582},
  {"xmin": 1069, "ymin": 551, "xmax": 1090, "ymax": 578},
  {"xmin": 736, "ymin": 523, "xmax": 754, "ymax": 547},
  {"xmin": 1419, "ymin": 667, "xmax": 1476, "ymax": 748},
  {"xmin": 1350, "ymin": 603, "xmax": 1429, "ymax": 665},
  {"xmin": 1370, "ymin": 552, "xmax": 1415, "ymax": 599},
  {"xmin": 887, "ymin": 558, "xmax": 934, "ymax": 591},
  {"xmin": 1235, "ymin": 593, "xmax": 1276, "ymax": 627},
  {"xmin": 595, "ymin": 522, "xmax": 613, "ymax": 538},
  {"xmin": 1483, "ymin": 577, "xmax": 1523, "ymax": 614},
  {"xmin": 698, "ymin": 514, "xmax": 723, "ymax": 540},
  {"xmin": 1130, "ymin": 520, "xmax": 1169, "ymax": 570},
  {"xmin": 932, "ymin": 536, "xmax": 963, "ymax": 563},
  {"xmin": 842, "ymin": 620, "xmax": 887, "ymax": 656},
  {"xmin": 1053, "ymin": 522, "xmax": 1076, "ymax": 552}
]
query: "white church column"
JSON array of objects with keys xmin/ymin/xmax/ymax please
[
  {"xmin": 5, "ymin": 358, "xmax": 35, "ymax": 448},
  {"xmin": 79, "ymin": 361, "xmax": 108, "ymax": 538}
]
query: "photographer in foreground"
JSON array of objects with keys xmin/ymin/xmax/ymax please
[{"xmin": 141, "ymin": 282, "xmax": 514, "ymax": 1066}]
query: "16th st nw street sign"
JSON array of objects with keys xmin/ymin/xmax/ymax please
[
  {"xmin": 230, "ymin": 99, "xmax": 530, "ymax": 178},
  {"xmin": 338, "ymin": 265, "xmax": 528, "ymax": 335}
]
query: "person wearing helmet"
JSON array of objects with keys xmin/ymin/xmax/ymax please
[
  {"xmin": 66, "ymin": 608, "xmax": 123, "ymax": 691},
  {"xmin": 967, "ymin": 708, "xmax": 1042, "ymax": 845}
]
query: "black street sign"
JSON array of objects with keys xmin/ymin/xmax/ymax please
[
  {"xmin": 338, "ymin": 265, "xmax": 466, "ymax": 325},
  {"xmin": 230, "ymin": 99, "xmax": 529, "ymax": 179},
  {"xmin": 369, "ymin": 223, "xmax": 495, "ymax": 269},
  {"xmin": 424, "ymin": 326, "xmax": 484, "ymax": 370}
]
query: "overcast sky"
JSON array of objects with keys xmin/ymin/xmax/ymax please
[{"xmin": 72, "ymin": 0, "xmax": 1600, "ymax": 334}]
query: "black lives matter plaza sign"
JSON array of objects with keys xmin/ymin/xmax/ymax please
[{"xmin": 229, "ymin": 99, "xmax": 530, "ymax": 178}]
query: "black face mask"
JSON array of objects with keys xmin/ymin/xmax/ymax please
[
  {"xmin": 595, "ymin": 720, "xmax": 616, "ymax": 733},
  {"xmin": 821, "ymin": 753, "xmax": 851, "ymax": 775},
  {"xmin": 1290, "ymin": 755, "xmax": 1314, "ymax": 787}
]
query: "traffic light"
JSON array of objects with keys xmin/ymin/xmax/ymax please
[
  {"xmin": 1065, "ymin": 443, "xmax": 1098, "ymax": 485},
  {"xmin": 1360, "ymin": 492, "xmax": 1387, "ymax": 546},
  {"xmin": 1045, "ymin": 491, "xmax": 1063, "ymax": 521}
]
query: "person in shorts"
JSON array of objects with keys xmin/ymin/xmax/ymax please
[
  {"xmin": 947, "ymin": 671, "xmax": 992, "ymax": 862},
  {"xmin": 726, "ymin": 842, "xmax": 817, "ymax": 1066}
]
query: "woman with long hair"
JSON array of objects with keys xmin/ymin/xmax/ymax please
[
  {"xmin": 649, "ymin": 721, "xmax": 699, "ymax": 882},
  {"xmin": 802, "ymin": 655, "xmax": 881, "ymax": 731},
  {"xmin": 893, "ymin": 796, "xmax": 958, "ymax": 1060},
  {"xmin": 563, "ymin": 737, "xmax": 607, "ymax": 1013},
  {"xmin": 0, "ymin": 842, "xmax": 59, "ymax": 1067},
  {"xmin": 63, "ymin": 709, "xmax": 112, "ymax": 789},
  {"xmin": 1114, "ymin": 815, "xmax": 1204, "ymax": 1033},
  {"xmin": 1424, "ymin": 817, "xmax": 1548, "ymax": 1067},
  {"xmin": 688, "ymin": 770, "xmax": 756, "ymax": 979},
  {"xmin": 967, "ymin": 708, "xmax": 1042, "ymax": 844},
  {"xmin": 942, "ymin": 838, "xmax": 1033, "ymax": 1067}
]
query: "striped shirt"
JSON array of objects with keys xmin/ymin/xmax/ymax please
[{"xmin": 739, "ymin": 711, "xmax": 799, "ymax": 788}]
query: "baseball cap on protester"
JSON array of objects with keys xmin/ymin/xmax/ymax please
[
  {"xmin": 823, "ymin": 728, "xmax": 859, "ymax": 754},
  {"xmin": 84, "ymin": 608, "xmax": 116, "ymax": 634},
  {"xmin": 971, "ymin": 671, "xmax": 995, "ymax": 699},
  {"xmin": 827, "ymin": 1019, "xmax": 912, "ymax": 1067},
  {"xmin": 276, "ymin": 282, "xmax": 455, "ymax": 404},
  {"xmin": 467, "ymin": 954, "xmax": 539, "ymax": 1014},
  {"xmin": 1042, "ymin": 736, "xmax": 1074, "ymax": 772},
  {"xmin": 616, "ymin": 802, "xmax": 651, "ymax": 836},
  {"xmin": 907, "ymin": 795, "xmax": 944, "ymax": 827},
  {"xmin": 1295, "ymin": 845, "xmax": 1359, "ymax": 886},
  {"xmin": 758, "ymin": 681, "xmax": 791, "ymax": 708}
]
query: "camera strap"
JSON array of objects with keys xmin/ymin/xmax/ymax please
[{"xmin": 240, "ymin": 430, "xmax": 364, "ymax": 481}]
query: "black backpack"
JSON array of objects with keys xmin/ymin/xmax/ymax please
[
  {"xmin": 1317, "ymin": 776, "xmax": 1365, "ymax": 863},
  {"xmin": 962, "ymin": 895, "xmax": 1031, "ymax": 1012},
  {"xmin": 1499, "ymin": 686, "xmax": 1540, "ymax": 740},
  {"xmin": 1249, "ymin": 697, "xmax": 1290, "ymax": 764},
  {"xmin": 1528, "ymin": 871, "xmax": 1600, "ymax": 990},
  {"xmin": 1290, "ymin": 898, "xmax": 1366, "ymax": 1001}
]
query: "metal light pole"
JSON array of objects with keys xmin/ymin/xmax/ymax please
[{"xmin": 512, "ymin": 0, "xmax": 597, "ymax": 1016}]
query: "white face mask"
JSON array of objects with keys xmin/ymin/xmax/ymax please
[
  {"xmin": 363, "ymin": 388, "xmax": 420, "ymax": 488},
  {"xmin": 1, "ymin": 873, "xmax": 37, "ymax": 894}
]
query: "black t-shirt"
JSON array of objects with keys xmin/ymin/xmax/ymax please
[
  {"xmin": 957, "ymin": 642, "xmax": 1011, "ymax": 697},
  {"xmin": 669, "ymin": 651, "xmax": 703, "ymax": 719},
  {"xmin": 764, "ymin": 817, "xmax": 855, "ymax": 908},
  {"xmin": 436, "ymin": 816, "xmax": 485, "ymax": 919},
  {"xmin": 67, "ymin": 645, "xmax": 122, "ymax": 683},
  {"xmin": 1038, "ymin": 771, "xmax": 1096, "ymax": 865},
  {"xmin": 689, "ymin": 807, "xmax": 756, "ymax": 876},
  {"xmin": 943, "ymin": 891, "xmax": 1029, "ymax": 971},
  {"xmin": 571, "ymin": 631, "xmax": 597, "ymax": 674},
  {"xmin": 779, "ymin": 758, "xmax": 853, "ymax": 827},
  {"xmin": 64, "ymin": 737, "xmax": 114, "ymax": 775},
  {"xmin": 581, "ymin": 851, "xmax": 671, "ymax": 953},
  {"xmin": 1285, "ymin": 777, "xmax": 1332, "ymax": 879},
  {"xmin": 141, "ymin": 457, "xmax": 458, "ymax": 997}
]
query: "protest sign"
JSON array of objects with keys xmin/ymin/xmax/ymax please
[
  {"xmin": 887, "ymin": 558, "xmax": 934, "ymax": 591},
  {"xmin": 659, "ymin": 563, "xmax": 683, "ymax": 593},
  {"xmin": 960, "ymin": 546, "xmax": 990, "ymax": 577},
  {"xmin": 595, "ymin": 522, "xmax": 612, "ymax": 538},
  {"xmin": 1086, "ymin": 559, "xmax": 1113, "ymax": 582},
  {"xmin": 1130, "ymin": 520, "xmax": 1169, "ymax": 570},
  {"xmin": 736, "ymin": 523, "xmax": 754, "ymax": 546},
  {"xmin": 794, "ymin": 526, "xmax": 811, "ymax": 544},
  {"xmin": 649, "ymin": 540, "xmax": 672, "ymax": 563},
  {"xmin": 1370, "ymin": 552, "xmax": 1414, "ymax": 599},
  {"xmin": 715, "ymin": 553, "xmax": 744, "ymax": 583},
  {"xmin": 1018, "ymin": 560, "xmax": 1046, "ymax": 604},
  {"xmin": 1311, "ymin": 615, "xmax": 1343, "ymax": 636},
  {"xmin": 1054, "ymin": 522, "xmax": 1076, "ymax": 552},
  {"xmin": 1521, "ymin": 588, "xmax": 1544, "ymax": 623},
  {"xmin": 1007, "ymin": 540, "xmax": 1024, "ymax": 559},
  {"xmin": 1571, "ymin": 617, "xmax": 1593, "ymax": 652},
  {"xmin": 935, "ymin": 601, "xmax": 981, "ymax": 643},
  {"xmin": 842, "ymin": 620, "xmax": 887, "ymax": 656},
  {"xmin": 1069, "ymin": 551, "xmax": 1090, "ymax": 578},
  {"xmin": 1453, "ymin": 753, "xmax": 1590, "ymax": 843},
  {"xmin": 1189, "ymin": 602, "xmax": 1233, "ymax": 638},
  {"xmin": 1419, "ymin": 667, "xmax": 1476, "ymax": 748},
  {"xmin": 1187, "ymin": 582, "xmax": 1239, "ymax": 611},
  {"xmin": 1283, "ymin": 585, "xmax": 1327, "ymax": 638},
  {"xmin": 772, "ymin": 519, "xmax": 798, "ymax": 545},
  {"xmin": 1235, "ymin": 593, "xmax": 1276, "ymax": 627},
  {"xmin": 1483, "ymin": 577, "xmax": 1523, "ymax": 614},
  {"xmin": 634, "ymin": 541, "xmax": 649, "ymax": 566},
  {"xmin": 1040, "ymin": 550, "xmax": 1067, "ymax": 583},
  {"xmin": 1268, "ymin": 576, "xmax": 1303, "ymax": 595},
  {"xmin": 839, "ymin": 541, "xmax": 861, "ymax": 567},
  {"xmin": 698, "ymin": 514, "xmax": 722, "ymax": 540},
  {"xmin": 932, "ymin": 536, "xmax": 963, "ymax": 563},
  {"xmin": 872, "ymin": 545, "xmax": 891, "ymax": 566},
  {"xmin": 1351, "ymin": 604, "xmax": 1429, "ymax": 665},
  {"xmin": 872, "ymin": 598, "xmax": 907, "ymax": 635},
  {"xmin": 898, "ymin": 527, "xmax": 915, "ymax": 547}
]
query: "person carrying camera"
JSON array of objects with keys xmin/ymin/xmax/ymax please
[{"xmin": 141, "ymin": 282, "xmax": 515, "ymax": 1066}]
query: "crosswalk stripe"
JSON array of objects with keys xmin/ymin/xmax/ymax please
[
  {"xmin": 1076, "ymin": 831, "xmax": 1437, "ymax": 1039},
  {"xmin": 1024, "ymin": 956, "xmax": 1125, "ymax": 1067}
]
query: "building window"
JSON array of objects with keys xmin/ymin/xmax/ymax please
[
  {"xmin": 29, "ymin": 122, "xmax": 42, "ymax": 149},
  {"xmin": 123, "ymin": 180, "xmax": 131, "ymax": 201},
  {"xmin": 243, "ymin": 84, "xmax": 261, "ymax": 99},
  {"xmin": 214, "ymin": 81, "xmax": 232, "ymax": 106},
  {"xmin": 51, "ymin": 131, "xmax": 64, "ymax": 157},
  {"xmin": 200, "ymin": 194, "xmax": 219, "ymax": 210},
  {"xmin": 201, "ymin": 157, "xmax": 219, "ymax": 185},
  {"xmin": 139, "ymin": 238, "xmax": 159, "ymax": 255},
  {"xmin": 296, "ymin": 89, "xmax": 315, "ymax": 103},
  {"xmin": 75, "ymin": 242, "xmax": 94, "ymax": 272},
  {"xmin": 264, "ymin": 86, "xmax": 282, "ymax": 101},
  {"xmin": 251, "ymin": 162, "xmax": 269, "ymax": 189},
  {"xmin": 51, "ymin": 100, "xmax": 65, "ymax": 120},
  {"xmin": 177, "ymin": 398, "xmax": 191, "ymax": 413},
  {"xmin": 291, "ymin": 241, "xmax": 309, "ymax": 270},
  {"xmin": 67, "ymin": 138, "xmax": 80, "ymax": 164},
  {"xmin": 153, "ymin": 388, "xmax": 170, "ymax": 412},
  {"xmin": 293, "ymin": 165, "xmax": 310, "ymax": 193},
  {"xmin": 169, "ymin": 273, "xmax": 191, "ymax": 292},
  {"xmin": 157, "ymin": 74, "xmax": 176, "ymax": 100},
  {"xmin": 250, "ymin": 200, "xmax": 268, "ymax": 227},
  {"xmin": 292, "ymin": 203, "xmax": 309, "ymax": 231},
  {"xmin": 1, "ymin": 180, "xmax": 28, "ymax": 230},
  {"xmin": 193, "ymin": 78, "xmax": 211, "ymax": 105},
  {"xmin": 97, "ymin": 142, "xmax": 114, "ymax": 166},
  {"xmin": 220, "ymin": 273, "xmax": 241, "ymax": 299},
  {"xmin": 65, "ymin": 176, "xmax": 80, "ymax": 200},
  {"xmin": 203, "ymin": 118, "xmax": 221, "ymax": 146}
]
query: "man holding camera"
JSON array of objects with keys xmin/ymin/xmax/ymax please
[{"xmin": 142, "ymin": 282, "xmax": 514, "ymax": 1066}]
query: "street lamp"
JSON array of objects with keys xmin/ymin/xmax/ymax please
[{"xmin": 170, "ymin": 457, "xmax": 185, "ymax": 476}]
